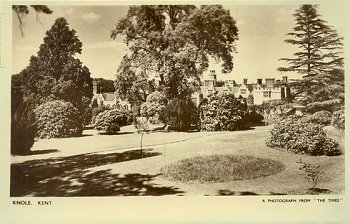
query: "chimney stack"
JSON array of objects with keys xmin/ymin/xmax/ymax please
[
  {"xmin": 243, "ymin": 78, "xmax": 248, "ymax": 85},
  {"xmin": 209, "ymin": 70, "xmax": 217, "ymax": 80},
  {"xmin": 282, "ymin": 76, "xmax": 288, "ymax": 83},
  {"xmin": 265, "ymin": 78, "xmax": 275, "ymax": 88}
]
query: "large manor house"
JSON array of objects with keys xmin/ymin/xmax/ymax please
[
  {"xmin": 93, "ymin": 70, "xmax": 294, "ymax": 109},
  {"xmin": 192, "ymin": 70, "xmax": 293, "ymax": 106}
]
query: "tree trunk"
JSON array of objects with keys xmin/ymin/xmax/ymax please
[{"xmin": 140, "ymin": 132, "xmax": 144, "ymax": 158}]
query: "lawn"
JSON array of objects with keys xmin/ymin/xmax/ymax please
[{"xmin": 10, "ymin": 125, "xmax": 345, "ymax": 196}]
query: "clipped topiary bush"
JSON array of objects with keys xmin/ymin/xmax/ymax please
[
  {"xmin": 266, "ymin": 115, "xmax": 340, "ymax": 156},
  {"xmin": 332, "ymin": 107, "xmax": 345, "ymax": 131},
  {"xmin": 34, "ymin": 100, "xmax": 83, "ymax": 138},
  {"xmin": 303, "ymin": 110, "xmax": 332, "ymax": 125},
  {"xmin": 94, "ymin": 109, "xmax": 128, "ymax": 134},
  {"xmin": 199, "ymin": 93, "xmax": 248, "ymax": 131}
]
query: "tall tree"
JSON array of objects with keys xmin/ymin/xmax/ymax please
[
  {"xmin": 114, "ymin": 55, "xmax": 156, "ymax": 107},
  {"xmin": 16, "ymin": 17, "xmax": 93, "ymax": 125},
  {"xmin": 112, "ymin": 5, "xmax": 238, "ymax": 104},
  {"xmin": 278, "ymin": 5, "xmax": 344, "ymax": 112}
]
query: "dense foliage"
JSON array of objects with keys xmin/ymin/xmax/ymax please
[
  {"xmin": 162, "ymin": 98, "xmax": 198, "ymax": 131},
  {"xmin": 278, "ymin": 5, "xmax": 344, "ymax": 112},
  {"xmin": 303, "ymin": 110, "xmax": 332, "ymax": 126},
  {"xmin": 332, "ymin": 107, "xmax": 345, "ymax": 131},
  {"xmin": 199, "ymin": 93, "xmax": 248, "ymax": 131},
  {"xmin": 93, "ymin": 78, "xmax": 115, "ymax": 93},
  {"xmin": 140, "ymin": 91, "xmax": 167, "ymax": 123},
  {"xmin": 16, "ymin": 17, "xmax": 93, "ymax": 126},
  {"xmin": 34, "ymin": 100, "xmax": 82, "ymax": 138},
  {"xmin": 94, "ymin": 109, "xmax": 128, "ymax": 134},
  {"xmin": 266, "ymin": 115, "xmax": 340, "ymax": 156},
  {"xmin": 245, "ymin": 109, "xmax": 264, "ymax": 125},
  {"xmin": 112, "ymin": 5, "xmax": 239, "ymax": 104},
  {"xmin": 11, "ymin": 74, "xmax": 36, "ymax": 155}
]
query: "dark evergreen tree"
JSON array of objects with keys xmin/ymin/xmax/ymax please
[
  {"xmin": 278, "ymin": 5, "xmax": 344, "ymax": 112},
  {"xmin": 15, "ymin": 17, "xmax": 93, "ymax": 128}
]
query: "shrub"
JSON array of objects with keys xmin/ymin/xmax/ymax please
[
  {"xmin": 11, "ymin": 74, "xmax": 37, "ymax": 155},
  {"xmin": 34, "ymin": 100, "xmax": 83, "ymax": 138},
  {"xmin": 246, "ymin": 109, "xmax": 264, "ymax": 125},
  {"xmin": 11, "ymin": 103, "xmax": 36, "ymax": 155},
  {"xmin": 140, "ymin": 91, "xmax": 167, "ymax": 124},
  {"xmin": 199, "ymin": 93, "xmax": 248, "ymax": 131},
  {"xmin": 303, "ymin": 110, "xmax": 332, "ymax": 125},
  {"xmin": 266, "ymin": 115, "xmax": 340, "ymax": 156},
  {"xmin": 162, "ymin": 98, "xmax": 198, "ymax": 131},
  {"xmin": 332, "ymin": 107, "xmax": 345, "ymax": 131},
  {"xmin": 296, "ymin": 159, "xmax": 324, "ymax": 189},
  {"xmin": 11, "ymin": 80, "xmax": 37, "ymax": 155},
  {"xmin": 94, "ymin": 109, "xmax": 128, "ymax": 134}
]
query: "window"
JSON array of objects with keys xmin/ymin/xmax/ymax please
[
  {"xmin": 263, "ymin": 91, "xmax": 271, "ymax": 98},
  {"xmin": 241, "ymin": 89, "xmax": 246, "ymax": 94}
]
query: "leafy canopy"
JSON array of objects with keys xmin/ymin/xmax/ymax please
[{"xmin": 112, "ymin": 5, "xmax": 239, "ymax": 104}]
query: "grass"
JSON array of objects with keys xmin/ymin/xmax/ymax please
[{"xmin": 161, "ymin": 155, "xmax": 285, "ymax": 183}]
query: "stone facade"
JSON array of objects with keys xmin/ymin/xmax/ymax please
[
  {"xmin": 92, "ymin": 80, "xmax": 131, "ymax": 111},
  {"xmin": 192, "ymin": 70, "xmax": 291, "ymax": 105}
]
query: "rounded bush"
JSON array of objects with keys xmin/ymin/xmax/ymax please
[
  {"xmin": 199, "ymin": 93, "xmax": 248, "ymax": 131},
  {"xmin": 332, "ymin": 107, "xmax": 345, "ymax": 131},
  {"xmin": 94, "ymin": 109, "xmax": 128, "ymax": 134},
  {"xmin": 34, "ymin": 100, "xmax": 82, "ymax": 138},
  {"xmin": 266, "ymin": 115, "xmax": 340, "ymax": 156},
  {"xmin": 304, "ymin": 110, "xmax": 332, "ymax": 125}
]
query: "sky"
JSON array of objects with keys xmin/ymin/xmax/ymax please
[{"xmin": 12, "ymin": 3, "xmax": 349, "ymax": 84}]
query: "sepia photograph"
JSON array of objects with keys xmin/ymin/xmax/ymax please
[{"xmin": 1, "ymin": 1, "xmax": 349, "ymax": 223}]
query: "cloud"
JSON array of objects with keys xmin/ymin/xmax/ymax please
[
  {"xmin": 84, "ymin": 41, "xmax": 126, "ymax": 50},
  {"xmin": 56, "ymin": 7, "xmax": 74, "ymax": 17},
  {"xmin": 81, "ymin": 12, "xmax": 101, "ymax": 22}
]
